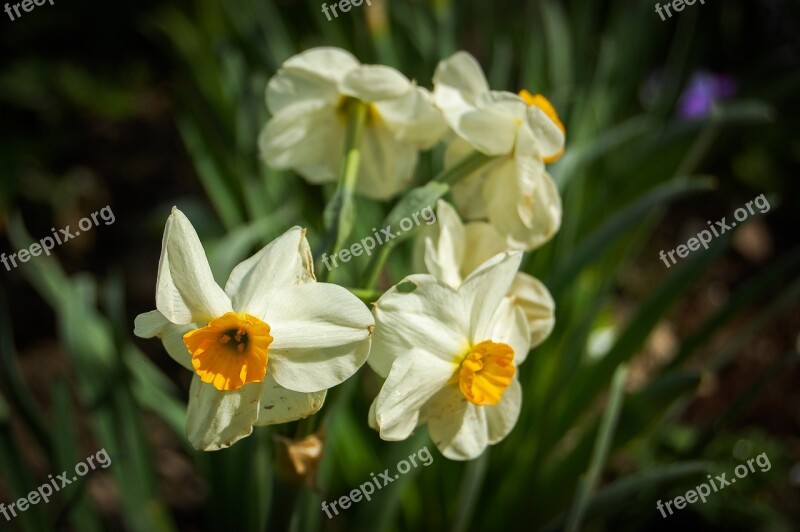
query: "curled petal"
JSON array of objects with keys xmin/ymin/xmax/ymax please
[
  {"xmin": 155, "ymin": 208, "xmax": 232, "ymax": 324},
  {"xmin": 225, "ymin": 226, "xmax": 315, "ymax": 318}
]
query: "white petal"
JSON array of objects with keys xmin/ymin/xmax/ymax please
[
  {"xmin": 425, "ymin": 387, "xmax": 489, "ymax": 461},
  {"xmin": 258, "ymin": 100, "xmax": 343, "ymax": 179},
  {"xmin": 485, "ymin": 378, "xmax": 522, "ymax": 444},
  {"xmin": 513, "ymin": 158, "xmax": 562, "ymax": 248},
  {"xmin": 368, "ymin": 395, "xmax": 380, "ymax": 432},
  {"xmin": 373, "ymin": 86, "xmax": 448, "ymax": 148},
  {"xmin": 450, "ymin": 104, "xmax": 521, "ymax": 156},
  {"xmin": 433, "ymin": 51, "xmax": 491, "ymax": 105},
  {"xmin": 266, "ymin": 283, "xmax": 374, "ymax": 393},
  {"xmin": 373, "ymin": 349, "xmax": 454, "ymax": 441},
  {"xmin": 460, "ymin": 222, "xmax": 508, "ymax": 276},
  {"xmin": 155, "ymin": 208, "xmax": 232, "ymax": 324},
  {"xmin": 185, "ymin": 376, "xmax": 262, "ymax": 451},
  {"xmin": 459, "ymin": 251, "xmax": 522, "ymax": 344},
  {"xmin": 481, "ymin": 156, "xmax": 561, "ymax": 251},
  {"xmin": 134, "ymin": 310, "xmax": 196, "ymax": 371},
  {"xmin": 266, "ymin": 47, "xmax": 359, "ymax": 114},
  {"xmin": 423, "ymin": 200, "xmax": 465, "ymax": 288},
  {"xmin": 434, "ymin": 53, "xmax": 521, "ymax": 156},
  {"xmin": 514, "ymin": 117, "xmax": 543, "ymax": 159},
  {"xmin": 225, "ymin": 226, "xmax": 315, "ymax": 317},
  {"xmin": 339, "ymin": 65, "xmax": 411, "ymax": 102},
  {"xmin": 510, "ymin": 273, "xmax": 555, "ymax": 348},
  {"xmin": 446, "ymin": 138, "xmax": 501, "ymax": 220},
  {"xmin": 254, "ymin": 373, "xmax": 326, "ymax": 426},
  {"xmin": 355, "ymin": 124, "xmax": 418, "ymax": 200},
  {"xmin": 133, "ymin": 309, "xmax": 170, "ymax": 338},
  {"xmin": 481, "ymin": 90, "xmax": 528, "ymax": 116},
  {"xmin": 269, "ymin": 338, "xmax": 371, "ymax": 394},
  {"xmin": 526, "ymin": 105, "xmax": 565, "ymax": 160},
  {"xmin": 369, "ymin": 273, "xmax": 469, "ymax": 378},
  {"xmin": 487, "ymin": 298, "xmax": 531, "ymax": 365},
  {"xmin": 265, "ymin": 282, "xmax": 373, "ymax": 350}
]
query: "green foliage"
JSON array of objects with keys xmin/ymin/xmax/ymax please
[{"xmin": 0, "ymin": 0, "xmax": 797, "ymax": 530}]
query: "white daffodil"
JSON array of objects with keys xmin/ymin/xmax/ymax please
[
  {"xmin": 134, "ymin": 208, "xmax": 374, "ymax": 451},
  {"xmin": 259, "ymin": 47, "xmax": 447, "ymax": 200},
  {"xmin": 422, "ymin": 200, "xmax": 555, "ymax": 348},
  {"xmin": 367, "ymin": 251, "xmax": 530, "ymax": 460},
  {"xmin": 432, "ymin": 51, "xmax": 565, "ymax": 250}
]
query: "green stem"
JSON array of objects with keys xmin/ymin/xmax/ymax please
[
  {"xmin": 346, "ymin": 287, "xmax": 383, "ymax": 304},
  {"xmin": 320, "ymin": 99, "xmax": 369, "ymax": 281},
  {"xmin": 433, "ymin": 150, "xmax": 492, "ymax": 185},
  {"xmin": 361, "ymin": 243, "xmax": 393, "ymax": 290},
  {"xmin": 359, "ymin": 150, "xmax": 493, "ymax": 289}
]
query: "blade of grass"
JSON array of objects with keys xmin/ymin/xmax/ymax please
[
  {"xmin": 546, "ymin": 176, "xmax": 716, "ymax": 294},
  {"xmin": 51, "ymin": 379, "xmax": 103, "ymax": 532},
  {"xmin": 451, "ymin": 450, "xmax": 489, "ymax": 532},
  {"xmin": 0, "ymin": 286, "xmax": 51, "ymax": 455},
  {"xmin": 542, "ymin": 461, "xmax": 710, "ymax": 532},
  {"xmin": 565, "ymin": 364, "xmax": 628, "ymax": 532},
  {"xmin": 0, "ymin": 393, "xmax": 49, "ymax": 532}
]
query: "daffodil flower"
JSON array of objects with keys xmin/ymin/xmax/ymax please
[
  {"xmin": 259, "ymin": 47, "xmax": 447, "ymax": 200},
  {"xmin": 422, "ymin": 200, "xmax": 555, "ymax": 348},
  {"xmin": 367, "ymin": 252, "xmax": 530, "ymax": 460},
  {"xmin": 433, "ymin": 51, "xmax": 565, "ymax": 250},
  {"xmin": 134, "ymin": 208, "xmax": 374, "ymax": 451}
]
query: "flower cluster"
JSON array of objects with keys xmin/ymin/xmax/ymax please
[{"xmin": 136, "ymin": 47, "xmax": 564, "ymax": 460}]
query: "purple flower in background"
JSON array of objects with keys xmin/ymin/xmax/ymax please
[{"xmin": 677, "ymin": 72, "xmax": 737, "ymax": 119}]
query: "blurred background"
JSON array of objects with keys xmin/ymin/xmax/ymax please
[{"xmin": 0, "ymin": 0, "xmax": 798, "ymax": 530}]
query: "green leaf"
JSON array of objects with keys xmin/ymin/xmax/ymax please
[
  {"xmin": 0, "ymin": 394, "xmax": 49, "ymax": 532},
  {"xmin": 0, "ymin": 286, "xmax": 51, "ymax": 454},
  {"xmin": 176, "ymin": 115, "xmax": 245, "ymax": 231},
  {"xmin": 451, "ymin": 450, "xmax": 489, "ymax": 532},
  {"xmin": 543, "ymin": 461, "xmax": 711, "ymax": 531},
  {"xmin": 565, "ymin": 364, "xmax": 628, "ymax": 532},
  {"xmin": 546, "ymin": 176, "xmax": 716, "ymax": 294},
  {"xmin": 51, "ymin": 379, "xmax": 104, "ymax": 532}
]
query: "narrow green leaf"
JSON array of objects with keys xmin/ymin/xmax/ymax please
[
  {"xmin": 0, "ymin": 286, "xmax": 50, "ymax": 454},
  {"xmin": 176, "ymin": 115, "xmax": 244, "ymax": 230},
  {"xmin": 565, "ymin": 364, "xmax": 628, "ymax": 532},
  {"xmin": 51, "ymin": 379, "xmax": 103, "ymax": 532},
  {"xmin": 546, "ymin": 176, "xmax": 716, "ymax": 294},
  {"xmin": 451, "ymin": 450, "xmax": 489, "ymax": 532},
  {"xmin": 0, "ymin": 394, "xmax": 49, "ymax": 532},
  {"xmin": 543, "ymin": 461, "xmax": 710, "ymax": 532}
]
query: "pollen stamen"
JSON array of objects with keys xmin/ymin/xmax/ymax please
[
  {"xmin": 456, "ymin": 340, "xmax": 515, "ymax": 406},
  {"xmin": 183, "ymin": 312, "xmax": 273, "ymax": 391}
]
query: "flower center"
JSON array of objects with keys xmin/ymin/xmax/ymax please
[
  {"xmin": 457, "ymin": 340, "xmax": 515, "ymax": 406},
  {"xmin": 183, "ymin": 312, "xmax": 273, "ymax": 391},
  {"xmin": 336, "ymin": 96, "xmax": 381, "ymax": 124}
]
